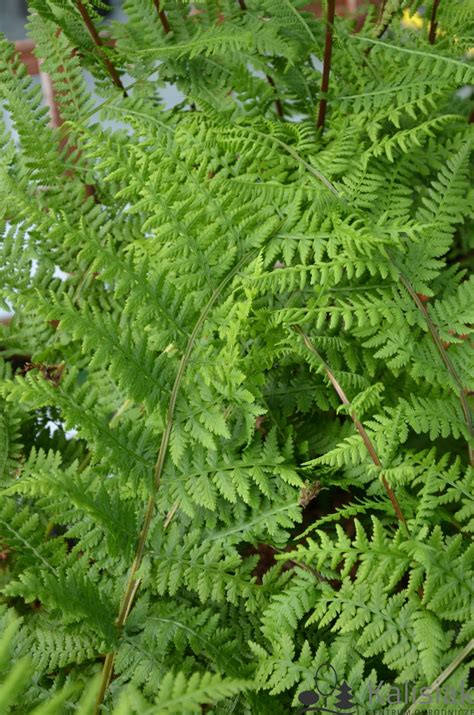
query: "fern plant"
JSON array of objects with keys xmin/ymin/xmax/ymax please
[{"xmin": 0, "ymin": 0, "xmax": 473, "ymax": 713}]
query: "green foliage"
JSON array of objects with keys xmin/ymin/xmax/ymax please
[{"xmin": 0, "ymin": 0, "xmax": 473, "ymax": 712}]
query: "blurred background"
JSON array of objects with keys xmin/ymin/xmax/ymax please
[
  {"xmin": 0, "ymin": 0, "xmax": 29, "ymax": 39},
  {"xmin": 0, "ymin": 0, "xmax": 125, "ymax": 38},
  {"xmin": 0, "ymin": 1, "xmax": 365, "ymax": 40}
]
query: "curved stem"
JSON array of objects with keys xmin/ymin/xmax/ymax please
[
  {"xmin": 93, "ymin": 247, "xmax": 264, "ymax": 713},
  {"xmin": 294, "ymin": 325, "xmax": 410, "ymax": 533},
  {"xmin": 397, "ymin": 271, "xmax": 474, "ymax": 466},
  {"xmin": 250, "ymin": 127, "xmax": 342, "ymax": 198}
]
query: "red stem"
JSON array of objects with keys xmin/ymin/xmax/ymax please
[
  {"xmin": 364, "ymin": 0, "xmax": 391, "ymax": 55},
  {"xmin": 294, "ymin": 326, "xmax": 410, "ymax": 533},
  {"xmin": 398, "ymin": 272, "xmax": 474, "ymax": 467},
  {"xmin": 153, "ymin": 0, "xmax": 171, "ymax": 34},
  {"xmin": 76, "ymin": 1, "xmax": 126, "ymax": 95},
  {"xmin": 237, "ymin": 0, "xmax": 284, "ymax": 118},
  {"xmin": 265, "ymin": 73, "xmax": 284, "ymax": 118},
  {"xmin": 317, "ymin": 0, "xmax": 336, "ymax": 131},
  {"xmin": 428, "ymin": 0, "xmax": 440, "ymax": 44}
]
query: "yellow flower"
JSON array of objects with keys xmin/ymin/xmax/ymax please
[{"xmin": 401, "ymin": 8, "xmax": 424, "ymax": 30}]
